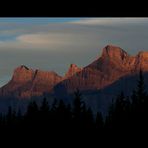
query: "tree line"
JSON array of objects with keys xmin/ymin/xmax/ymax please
[{"xmin": 0, "ymin": 70, "xmax": 147, "ymax": 142}]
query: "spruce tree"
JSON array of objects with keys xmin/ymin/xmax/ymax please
[
  {"xmin": 137, "ymin": 70, "xmax": 146, "ymax": 99},
  {"xmin": 73, "ymin": 89, "xmax": 82, "ymax": 124},
  {"xmin": 40, "ymin": 97, "xmax": 49, "ymax": 113}
]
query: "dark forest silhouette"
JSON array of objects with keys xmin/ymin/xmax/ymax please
[{"xmin": 0, "ymin": 70, "xmax": 148, "ymax": 143}]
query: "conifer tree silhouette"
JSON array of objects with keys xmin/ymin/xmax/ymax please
[
  {"xmin": 39, "ymin": 97, "xmax": 50, "ymax": 129},
  {"xmin": 40, "ymin": 97, "xmax": 49, "ymax": 113},
  {"xmin": 136, "ymin": 69, "xmax": 146, "ymax": 104},
  {"xmin": 73, "ymin": 89, "xmax": 83, "ymax": 129}
]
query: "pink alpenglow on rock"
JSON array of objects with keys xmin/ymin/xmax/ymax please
[{"xmin": 1, "ymin": 45, "xmax": 148, "ymax": 99}]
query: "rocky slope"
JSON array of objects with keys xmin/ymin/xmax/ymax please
[
  {"xmin": 65, "ymin": 64, "xmax": 82, "ymax": 78},
  {"xmin": 54, "ymin": 45, "xmax": 148, "ymax": 93},
  {"xmin": 0, "ymin": 64, "xmax": 82, "ymax": 99},
  {"xmin": 0, "ymin": 65, "xmax": 62, "ymax": 99},
  {"xmin": 1, "ymin": 44, "xmax": 148, "ymax": 100}
]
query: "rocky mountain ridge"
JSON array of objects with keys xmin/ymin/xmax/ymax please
[{"xmin": 1, "ymin": 44, "xmax": 148, "ymax": 99}]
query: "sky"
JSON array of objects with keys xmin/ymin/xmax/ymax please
[{"xmin": 0, "ymin": 17, "xmax": 148, "ymax": 87}]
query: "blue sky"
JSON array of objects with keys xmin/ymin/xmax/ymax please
[
  {"xmin": 0, "ymin": 18, "xmax": 81, "ymax": 41},
  {"xmin": 0, "ymin": 17, "xmax": 148, "ymax": 87},
  {"xmin": 0, "ymin": 17, "xmax": 81, "ymax": 23}
]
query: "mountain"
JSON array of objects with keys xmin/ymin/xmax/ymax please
[
  {"xmin": 52, "ymin": 45, "xmax": 148, "ymax": 115},
  {"xmin": 0, "ymin": 64, "xmax": 82, "ymax": 99},
  {"xmin": 54, "ymin": 45, "xmax": 148, "ymax": 94},
  {"xmin": 65, "ymin": 64, "xmax": 82, "ymax": 78},
  {"xmin": 1, "ymin": 44, "xmax": 148, "ymax": 115},
  {"xmin": 2, "ymin": 44, "xmax": 148, "ymax": 99},
  {"xmin": 0, "ymin": 65, "xmax": 62, "ymax": 99}
]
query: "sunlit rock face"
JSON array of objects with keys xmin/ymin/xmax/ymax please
[
  {"xmin": 12, "ymin": 65, "xmax": 34, "ymax": 84},
  {"xmin": 101, "ymin": 45, "xmax": 128, "ymax": 61},
  {"xmin": 64, "ymin": 64, "xmax": 82, "ymax": 78},
  {"xmin": 0, "ymin": 65, "xmax": 34, "ymax": 98},
  {"xmin": 134, "ymin": 51, "xmax": 148, "ymax": 71},
  {"xmin": 1, "ymin": 45, "xmax": 148, "ymax": 99},
  {"xmin": 0, "ymin": 64, "xmax": 81, "ymax": 99},
  {"xmin": 0, "ymin": 66, "xmax": 62, "ymax": 99},
  {"xmin": 54, "ymin": 45, "xmax": 148, "ymax": 93},
  {"xmin": 30, "ymin": 70, "xmax": 62, "ymax": 95}
]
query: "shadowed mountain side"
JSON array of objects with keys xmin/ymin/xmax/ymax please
[
  {"xmin": 0, "ymin": 95, "xmax": 56, "ymax": 114},
  {"xmin": 0, "ymin": 72, "xmax": 146, "ymax": 116},
  {"xmin": 54, "ymin": 71, "xmax": 148, "ymax": 117},
  {"xmin": 78, "ymin": 72, "xmax": 148, "ymax": 116}
]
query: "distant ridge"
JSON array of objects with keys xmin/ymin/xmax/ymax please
[{"xmin": 1, "ymin": 44, "xmax": 148, "ymax": 100}]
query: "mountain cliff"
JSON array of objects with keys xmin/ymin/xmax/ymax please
[
  {"xmin": 1, "ymin": 45, "xmax": 148, "ymax": 100},
  {"xmin": 54, "ymin": 45, "xmax": 148, "ymax": 93},
  {"xmin": 65, "ymin": 64, "xmax": 82, "ymax": 78},
  {"xmin": 0, "ymin": 64, "xmax": 82, "ymax": 99},
  {"xmin": 0, "ymin": 65, "xmax": 62, "ymax": 99}
]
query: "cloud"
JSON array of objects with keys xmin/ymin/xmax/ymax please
[
  {"xmin": 0, "ymin": 25, "xmax": 102, "ymax": 51},
  {"xmin": 0, "ymin": 18, "xmax": 148, "ymax": 53},
  {"xmin": 70, "ymin": 18, "xmax": 148, "ymax": 26},
  {"xmin": 16, "ymin": 32, "xmax": 80, "ymax": 45},
  {"xmin": 17, "ymin": 33, "xmax": 54, "ymax": 44}
]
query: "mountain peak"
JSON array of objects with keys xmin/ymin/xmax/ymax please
[
  {"xmin": 65, "ymin": 64, "xmax": 82, "ymax": 78},
  {"xmin": 70, "ymin": 64, "xmax": 78, "ymax": 68},
  {"xmin": 137, "ymin": 51, "xmax": 148, "ymax": 58},
  {"xmin": 12, "ymin": 65, "xmax": 33, "ymax": 83},
  {"xmin": 101, "ymin": 45, "xmax": 128, "ymax": 60},
  {"xmin": 17, "ymin": 65, "xmax": 30, "ymax": 70},
  {"xmin": 2, "ymin": 45, "xmax": 148, "ymax": 100}
]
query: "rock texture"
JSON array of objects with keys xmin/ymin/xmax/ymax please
[
  {"xmin": 1, "ymin": 44, "xmax": 148, "ymax": 99},
  {"xmin": 0, "ymin": 65, "xmax": 62, "ymax": 99},
  {"xmin": 0, "ymin": 64, "xmax": 82, "ymax": 99},
  {"xmin": 54, "ymin": 45, "xmax": 148, "ymax": 93},
  {"xmin": 64, "ymin": 64, "xmax": 82, "ymax": 78}
]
